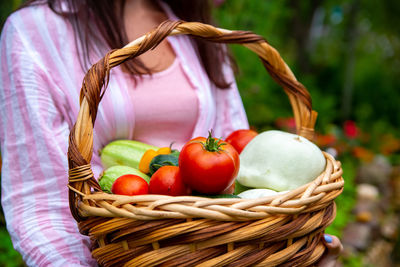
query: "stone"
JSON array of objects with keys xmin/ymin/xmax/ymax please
[
  {"xmin": 356, "ymin": 211, "xmax": 372, "ymax": 223},
  {"xmin": 356, "ymin": 183, "xmax": 379, "ymax": 201},
  {"xmin": 342, "ymin": 223, "xmax": 373, "ymax": 251},
  {"xmin": 364, "ymin": 240, "xmax": 393, "ymax": 267},
  {"xmin": 353, "ymin": 201, "xmax": 381, "ymax": 227},
  {"xmin": 356, "ymin": 155, "xmax": 392, "ymax": 187},
  {"xmin": 381, "ymin": 214, "xmax": 399, "ymax": 240}
]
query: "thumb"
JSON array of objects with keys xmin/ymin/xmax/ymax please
[{"xmin": 317, "ymin": 234, "xmax": 343, "ymax": 267}]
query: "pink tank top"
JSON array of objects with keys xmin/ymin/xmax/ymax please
[{"xmin": 130, "ymin": 57, "xmax": 199, "ymax": 149}]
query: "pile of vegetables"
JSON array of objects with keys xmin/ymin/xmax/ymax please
[{"xmin": 98, "ymin": 128, "xmax": 327, "ymax": 200}]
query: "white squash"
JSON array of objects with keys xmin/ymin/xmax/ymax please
[
  {"xmin": 237, "ymin": 130, "xmax": 326, "ymax": 191},
  {"xmin": 238, "ymin": 189, "xmax": 289, "ymax": 199}
]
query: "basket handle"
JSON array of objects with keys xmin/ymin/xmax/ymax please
[{"xmin": 68, "ymin": 20, "xmax": 318, "ymax": 220}]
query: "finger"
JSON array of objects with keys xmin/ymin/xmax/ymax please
[
  {"xmin": 323, "ymin": 234, "xmax": 343, "ymax": 257},
  {"xmin": 317, "ymin": 234, "xmax": 343, "ymax": 267}
]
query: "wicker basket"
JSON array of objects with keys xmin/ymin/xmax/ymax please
[{"xmin": 68, "ymin": 20, "xmax": 344, "ymax": 267}]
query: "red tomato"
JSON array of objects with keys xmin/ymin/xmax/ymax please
[
  {"xmin": 149, "ymin": 166, "xmax": 191, "ymax": 196},
  {"xmin": 179, "ymin": 133, "xmax": 240, "ymax": 194},
  {"xmin": 225, "ymin": 129, "xmax": 258, "ymax": 153},
  {"xmin": 111, "ymin": 174, "xmax": 149, "ymax": 196}
]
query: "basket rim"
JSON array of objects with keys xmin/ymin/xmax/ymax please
[{"xmin": 70, "ymin": 151, "xmax": 343, "ymax": 221}]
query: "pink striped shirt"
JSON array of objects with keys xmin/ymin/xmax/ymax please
[
  {"xmin": 131, "ymin": 56, "xmax": 199, "ymax": 150},
  {"xmin": 0, "ymin": 2, "xmax": 248, "ymax": 267}
]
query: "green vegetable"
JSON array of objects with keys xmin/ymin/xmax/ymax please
[
  {"xmin": 194, "ymin": 193, "xmax": 241, "ymax": 199},
  {"xmin": 149, "ymin": 154, "xmax": 179, "ymax": 176},
  {"xmin": 98, "ymin": 165, "xmax": 150, "ymax": 193},
  {"xmin": 234, "ymin": 180, "xmax": 252, "ymax": 195},
  {"xmin": 208, "ymin": 194, "xmax": 241, "ymax": 199},
  {"xmin": 170, "ymin": 149, "xmax": 180, "ymax": 157},
  {"xmin": 100, "ymin": 140, "xmax": 159, "ymax": 169}
]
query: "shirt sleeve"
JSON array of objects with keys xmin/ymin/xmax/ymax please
[
  {"xmin": 0, "ymin": 15, "xmax": 97, "ymax": 267},
  {"xmin": 212, "ymin": 58, "xmax": 250, "ymax": 139}
]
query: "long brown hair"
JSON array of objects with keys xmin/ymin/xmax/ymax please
[{"xmin": 20, "ymin": 0, "xmax": 233, "ymax": 88}]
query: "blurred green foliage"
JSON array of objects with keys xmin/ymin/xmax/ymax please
[
  {"xmin": 214, "ymin": 0, "xmax": 400, "ymax": 133},
  {"xmin": 0, "ymin": 0, "xmax": 23, "ymax": 26},
  {"xmin": 1, "ymin": 1, "xmax": 400, "ymax": 266}
]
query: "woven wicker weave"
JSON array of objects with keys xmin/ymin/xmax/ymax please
[{"xmin": 68, "ymin": 20, "xmax": 344, "ymax": 267}]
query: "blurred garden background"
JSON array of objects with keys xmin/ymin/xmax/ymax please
[{"xmin": 1, "ymin": 0, "xmax": 400, "ymax": 266}]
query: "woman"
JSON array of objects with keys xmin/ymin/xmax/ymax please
[{"xmin": 0, "ymin": 0, "xmax": 341, "ymax": 266}]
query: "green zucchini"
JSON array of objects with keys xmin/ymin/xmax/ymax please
[
  {"xmin": 100, "ymin": 140, "xmax": 159, "ymax": 169},
  {"xmin": 98, "ymin": 165, "xmax": 150, "ymax": 193},
  {"xmin": 194, "ymin": 193, "xmax": 241, "ymax": 199},
  {"xmin": 149, "ymin": 154, "xmax": 179, "ymax": 176},
  {"xmin": 234, "ymin": 180, "xmax": 252, "ymax": 195}
]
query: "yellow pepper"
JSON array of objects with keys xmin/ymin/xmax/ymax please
[
  {"xmin": 138, "ymin": 149, "xmax": 158, "ymax": 174},
  {"xmin": 139, "ymin": 147, "xmax": 172, "ymax": 174}
]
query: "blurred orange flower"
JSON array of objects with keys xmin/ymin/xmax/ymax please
[
  {"xmin": 352, "ymin": 146, "xmax": 374, "ymax": 162},
  {"xmin": 316, "ymin": 133, "xmax": 337, "ymax": 147},
  {"xmin": 379, "ymin": 134, "xmax": 400, "ymax": 155}
]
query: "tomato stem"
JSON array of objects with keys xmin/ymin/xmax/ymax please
[{"xmin": 203, "ymin": 131, "xmax": 226, "ymax": 152}]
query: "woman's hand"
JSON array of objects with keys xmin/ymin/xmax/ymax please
[{"xmin": 317, "ymin": 234, "xmax": 343, "ymax": 267}]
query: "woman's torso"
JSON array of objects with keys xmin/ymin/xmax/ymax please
[
  {"xmin": 11, "ymin": 2, "xmax": 214, "ymax": 176},
  {"xmin": 130, "ymin": 57, "xmax": 198, "ymax": 148},
  {"xmin": 1, "ymin": 1, "xmax": 248, "ymax": 178}
]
